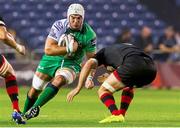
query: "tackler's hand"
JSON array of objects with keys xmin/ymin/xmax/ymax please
[{"xmin": 67, "ymin": 88, "xmax": 79, "ymax": 102}]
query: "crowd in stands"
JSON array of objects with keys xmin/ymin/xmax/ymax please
[{"xmin": 114, "ymin": 25, "xmax": 180, "ymax": 62}]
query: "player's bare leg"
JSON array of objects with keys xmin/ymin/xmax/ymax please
[
  {"xmin": 23, "ymin": 71, "xmax": 51, "ymax": 114},
  {"xmin": 25, "ymin": 68, "xmax": 76, "ymax": 120},
  {"xmin": 98, "ymin": 72, "xmax": 125, "ymax": 123},
  {"xmin": 97, "ymin": 73, "xmax": 134, "ymax": 117},
  {"xmin": 0, "ymin": 56, "xmax": 25, "ymax": 124}
]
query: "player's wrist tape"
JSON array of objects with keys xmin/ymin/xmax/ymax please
[{"xmin": 87, "ymin": 76, "xmax": 93, "ymax": 81}]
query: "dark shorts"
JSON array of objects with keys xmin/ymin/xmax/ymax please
[{"xmin": 114, "ymin": 55, "xmax": 157, "ymax": 88}]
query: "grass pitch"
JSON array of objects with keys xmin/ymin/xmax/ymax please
[{"xmin": 0, "ymin": 87, "xmax": 180, "ymax": 127}]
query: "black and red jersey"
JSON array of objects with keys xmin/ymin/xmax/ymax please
[
  {"xmin": 94, "ymin": 43, "xmax": 152, "ymax": 68},
  {"xmin": 94, "ymin": 43, "xmax": 156, "ymax": 87}
]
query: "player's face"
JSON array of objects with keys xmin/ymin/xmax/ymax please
[{"xmin": 69, "ymin": 14, "xmax": 83, "ymax": 30}]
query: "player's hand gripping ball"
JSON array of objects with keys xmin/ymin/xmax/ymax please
[{"xmin": 58, "ymin": 34, "xmax": 78, "ymax": 57}]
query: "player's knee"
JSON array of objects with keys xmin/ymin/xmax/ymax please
[
  {"xmin": 55, "ymin": 68, "xmax": 76, "ymax": 85},
  {"xmin": 99, "ymin": 82, "xmax": 116, "ymax": 95},
  {"xmin": 52, "ymin": 75, "xmax": 66, "ymax": 87},
  {"xmin": 98, "ymin": 85, "xmax": 109, "ymax": 97},
  {"xmin": 0, "ymin": 56, "xmax": 14, "ymax": 77},
  {"xmin": 32, "ymin": 75, "xmax": 49, "ymax": 90}
]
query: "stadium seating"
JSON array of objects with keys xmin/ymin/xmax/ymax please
[{"xmin": 0, "ymin": 0, "xmax": 166, "ymax": 49}]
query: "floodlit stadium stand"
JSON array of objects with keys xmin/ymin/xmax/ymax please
[{"xmin": 0, "ymin": 0, "xmax": 166, "ymax": 49}]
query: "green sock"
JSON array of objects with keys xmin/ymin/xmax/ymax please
[
  {"xmin": 23, "ymin": 95, "xmax": 37, "ymax": 114},
  {"xmin": 33, "ymin": 83, "xmax": 59, "ymax": 108}
]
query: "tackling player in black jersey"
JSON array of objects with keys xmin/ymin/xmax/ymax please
[{"xmin": 67, "ymin": 43, "xmax": 157, "ymax": 123}]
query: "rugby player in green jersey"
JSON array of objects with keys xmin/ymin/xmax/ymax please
[{"xmin": 23, "ymin": 3, "xmax": 97, "ymax": 120}]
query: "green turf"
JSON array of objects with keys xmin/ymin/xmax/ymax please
[{"xmin": 0, "ymin": 87, "xmax": 180, "ymax": 127}]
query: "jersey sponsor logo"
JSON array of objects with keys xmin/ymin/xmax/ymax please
[
  {"xmin": 49, "ymin": 28, "xmax": 57, "ymax": 39},
  {"xmin": 90, "ymin": 38, "xmax": 97, "ymax": 46}
]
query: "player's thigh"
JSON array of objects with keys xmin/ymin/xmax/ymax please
[
  {"xmin": 0, "ymin": 55, "xmax": 15, "ymax": 77},
  {"xmin": 55, "ymin": 67, "xmax": 77, "ymax": 85},
  {"xmin": 36, "ymin": 57, "xmax": 60, "ymax": 78},
  {"xmin": 31, "ymin": 71, "xmax": 52, "ymax": 91},
  {"xmin": 35, "ymin": 71, "xmax": 52, "ymax": 81},
  {"xmin": 55, "ymin": 61, "xmax": 80, "ymax": 85}
]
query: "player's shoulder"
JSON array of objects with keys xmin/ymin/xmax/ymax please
[
  {"xmin": 82, "ymin": 22, "xmax": 96, "ymax": 39},
  {"xmin": 52, "ymin": 19, "xmax": 68, "ymax": 29},
  {"xmin": 83, "ymin": 22, "xmax": 95, "ymax": 33}
]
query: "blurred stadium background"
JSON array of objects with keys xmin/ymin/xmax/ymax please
[{"xmin": 0, "ymin": 0, "xmax": 180, "ymax": 89}]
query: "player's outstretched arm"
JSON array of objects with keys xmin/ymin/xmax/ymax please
[
  {"xmin": 0, "ymin": 26, "xmax": 25, "ymax": 55},
  {"xmin": 84, "ymin": 51, "xmax": 96, "ymax": 89},
  {"xmin": 67, "ymin": 58, "xmax": 98, "ymax": 102}
]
